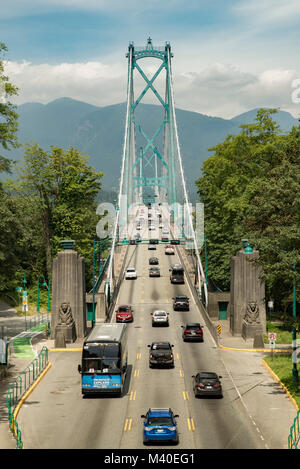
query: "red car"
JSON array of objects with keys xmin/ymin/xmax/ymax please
[{"xmin": 116, "ymin": 305, "xmax": 134, "ymax": 323}]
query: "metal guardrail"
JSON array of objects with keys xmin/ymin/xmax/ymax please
[
  {"xmin": 25, "ymin": 313, "xmax": 51, "ymax": 331},
  {"xmin": 289, "ymin": 409, "xmax": 300, "ymax": 449},
  {"xmin": 6, "ymin": 346, "xmax": 49, "ymax": 449}
]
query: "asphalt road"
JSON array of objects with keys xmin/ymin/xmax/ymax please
[{"xmin": 17, "ymin": 239, "xmax": 270, "ymax": 449}]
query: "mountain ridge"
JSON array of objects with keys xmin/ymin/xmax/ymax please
[{"xmin": 4, "ymin": 98, "xmax": 299, "ymax": 199}]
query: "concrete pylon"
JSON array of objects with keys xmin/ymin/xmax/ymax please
[
  {"xmin": 51, "ymin": 240, "xmax": 87, "ymax": 340},
  {"xmin": 230, "ymin": 242, "xmax": 266, "ymax": 337}
]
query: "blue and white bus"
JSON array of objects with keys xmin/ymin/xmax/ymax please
[{"xmin": 78, "ymin": 323, "xmax": 128, "ymax": 396}]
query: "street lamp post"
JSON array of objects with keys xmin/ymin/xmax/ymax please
[{"xmin": 37, "ymin": 276, "xmax": 47, "ymax": 313}]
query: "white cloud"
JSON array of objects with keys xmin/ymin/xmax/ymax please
[
  {"xmin": 5, "ymin": 59, "xmax": 300, "ymax": 119},
  {"xmin": 5, "ymin": 59, "xmax": 128, "ymax": 106}
]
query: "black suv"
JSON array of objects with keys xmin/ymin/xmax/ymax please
[
  {"xmin": 173, "ymin": 295, "xmax": 189, "ymax": 311},
  {"xmin": 181, "ymin": 323, "xmax": 203, "ymax": 342},
  {"xmin": 148, "ymin": 342, "xmax": 174, "ymax": 368}
]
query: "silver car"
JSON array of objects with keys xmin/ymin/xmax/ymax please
[{"xmin": 151, "ymin": 310, "xmax": 169, "ymax": 327}]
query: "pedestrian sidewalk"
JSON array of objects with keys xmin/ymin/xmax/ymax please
[{"xmin": 212, "ymin": 318, "xmax": 293, "ymax": 352}]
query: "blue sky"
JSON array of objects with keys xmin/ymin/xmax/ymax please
[{"xmin": 1, "ymin": 0, "xmax": 300, "ymax": 118}]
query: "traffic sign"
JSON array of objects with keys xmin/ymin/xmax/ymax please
[{"xmin": 268, "ymin": 332, "xmax": 277, "ymax": 342}]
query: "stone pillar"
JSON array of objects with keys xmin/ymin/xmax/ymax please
[
  {"xmin": 230, "ymin": 242, "xmax": 266, "ymax": 336},
  {"xmin": 51, "ymin": 240, "xmax": 87, "ymax": 340}
]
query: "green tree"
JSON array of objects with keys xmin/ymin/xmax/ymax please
[
  {"xmin": 243, "ymin": 125, "xmax": 300, "ymax": 308},
  {"xmin": 195, "ymin": 109, "xmax": 284, "ymax": 291},
  {"xmin": 0, "ymin": 42, "xmax": 19, "ymax": 169},
  {"xmin": 10, "ymin": 144, "xmax": 104, "ymax": 287}
]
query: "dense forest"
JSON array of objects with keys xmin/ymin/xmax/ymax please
[
  {"xmin": 196, "ymin": 108, "xmax": 300, "ymax": 315},
  {"xmin": 0, "ymin": 43, "xmax": 103, "ymax": 307}
]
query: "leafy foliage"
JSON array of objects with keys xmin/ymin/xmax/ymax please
[{"xmin": 196, "ymin": 109, "xmax": 300, "ymax": 309}]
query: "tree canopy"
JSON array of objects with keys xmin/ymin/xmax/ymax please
[{"xmin": 196, "ymin": 109, "xmax": 300, "ymax": 310}]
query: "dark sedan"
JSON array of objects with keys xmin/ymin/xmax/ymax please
[
  {"xmin": 192, "ymin": 372, "xmax": 223, "ymax": 398},
  {"xmin": 149, "ymin": 257, "xmax": 159, "ymax": 265},
  {"xmin": 148, "ymin": 342, "xmax": 174, "ymax": 368},
  {"xmin": 173, "ymin": 295, "xmax": 189, "ymax": 311},
  {"xmin": 149, "ymin": 267, "xmax": 160, "ymax": 277},
  {"xmin": 181, "ymin": 323, "xmax": 203, "ymax": 342}
]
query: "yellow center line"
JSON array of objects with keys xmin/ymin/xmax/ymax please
[
  {"xmin": 124, "ymin": 418, "xmax": 133, "ymax": 431},
  {"xmin": 179, "ymin": 369, "xmax": 184, "ymax": 377},
  {"xmin": 130, "ymin": 390, "xmax": 136, "ymax": 401},
  {"xmin": 182, "ymin": 391, "xmax": 189, "ymax": 400},
  {"xmin": 187, "ymin": 418, "xmax": 195, "ymax": 431}
]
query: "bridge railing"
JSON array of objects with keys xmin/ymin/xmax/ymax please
[
  {"xmin": 6, "ymin": 346, "xmax": 49, "ymax": 449},
  {"xmin": 288, "ymin": 409, "xmax": 300, "ymax": 449}
]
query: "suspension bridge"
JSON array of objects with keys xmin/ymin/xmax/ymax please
[{"xmin": 102, "ymin": 37, "xmax": 207, "ymax": 313}]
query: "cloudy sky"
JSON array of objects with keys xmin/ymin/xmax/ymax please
[{"xmin": 1, "ymin": 0, "xmax": 300, "ymax": 118}]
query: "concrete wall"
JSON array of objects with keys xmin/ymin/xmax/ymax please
[
  {"xmin": 207, "ymin": 292, "xmax": 230, "ymax": 320},
  {"xmin": 230, "ymin": 249, "xmax": 266, "ymax": 336},
  {"xmin": 51, "ymin": 249, "xmax": 87, "ymax": 339}
]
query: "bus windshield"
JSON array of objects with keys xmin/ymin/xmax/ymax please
[
  {"xmin": 82, "ymin": 343, "xmax": 121, "ymax": 373},
  {"xmin": 83, "ymin": 343, "xmax": 120, "ymax": 359}
]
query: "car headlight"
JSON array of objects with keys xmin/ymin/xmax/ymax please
[
  {"xmin": 145, "ymin": 426, "xmax": 152, "ymax": 431},
  {"xmin": 167, "ymin": 426, "xmax": 176, "ymax": 431}
]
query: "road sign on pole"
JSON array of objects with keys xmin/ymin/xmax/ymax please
[{"xmin": 268, "ymin": 332, "xmax": 277, "ymax": 342}]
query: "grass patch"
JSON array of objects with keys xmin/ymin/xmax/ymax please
[
  {"xmin": 264, "ymin": 321, "xmax": 295, "ymax": 345},
  {"xmin": 264, "ymin": 354, "xmax": 300, "ymax": 409}
]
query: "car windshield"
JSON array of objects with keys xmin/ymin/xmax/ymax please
[
  {"xmin": 154, "ymin": 312, "xmax": 166, "ymax": 316},
  {"xmin": 176, "ymin": 296, "xmax": 187, "ymax": 300},
  {"xmin": 118, "ymin": 307, "xmax": 130, "ymax": 312},
  {"xmin": 147, "ymin": 417, "xmax": 173, "ymax": 426},
  {"xmin": 151, "ymin": 343, "xmax": 170, "ymax": 350},
  {"xmin": 127, "ymin": 269, "xmax": 135, "ymax": 272}
]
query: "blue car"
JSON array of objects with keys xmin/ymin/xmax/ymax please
[{"xmin": 141, "ymin": 408, "xmax": 179, "ymax": 445}]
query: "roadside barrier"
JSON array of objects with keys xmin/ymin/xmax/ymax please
[
  {"xmin": 5, "ymin": 346, "xmax": 49, "ymax": 449},
  {"xmin": 289, "ymin": 409, "xmax": 300, "ymax": 449}
]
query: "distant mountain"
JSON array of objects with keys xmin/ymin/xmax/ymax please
[
  {"xmin": 231, "ymin": 107, "xmax": 299, "ymax": 131},
  {"xmin": 3, "ymin": 98, "xmax": 299, "ymax": 200}
]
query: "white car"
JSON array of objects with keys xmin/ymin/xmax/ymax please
[
  {"xmin": 151, "ymin": 310, "xmax": 169, "ymax": 327},
  {"xmin": 125, "ymin": 267, "xmax": 137, "ymax": 279}
]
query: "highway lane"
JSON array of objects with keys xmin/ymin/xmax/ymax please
[{"xmin": 18, "ymin": 233, "xmax": 267, "ymax": 449}]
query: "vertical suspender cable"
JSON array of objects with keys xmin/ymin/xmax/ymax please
[
  {"xmin": 108, "ymin": 47, "xmax": 133, "ymax": 286},
  {"xmin": 167, "ymin": 48, "xmax": 208, "ymax": 306}
]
